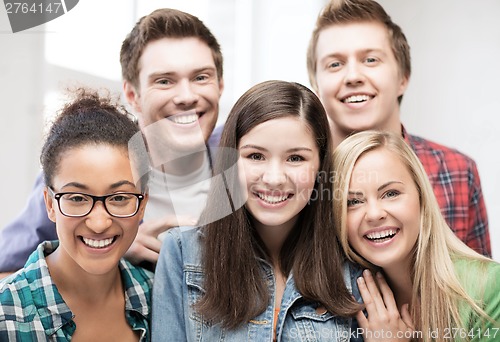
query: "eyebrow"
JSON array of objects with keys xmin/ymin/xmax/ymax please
[
  {"xmin": 362, "ymin": 48, "xmax": 387, "ymax": 56},
  {"xmin": 60, "ymin": 180, "xmax": 136, "ymax": 191},
  {"xmin": 348, "ymin": 181, "xmax": 403, "ymax": 196},
  {"xmin": 377, "ymin": 181, "xmax": 403, "ymax": 191},
  {"xmin": 148, "ymin": 66, "xmax": 216, "ymax": 80},
  {"xmin": 239, "ymin": 145, "xmax": 314, "ymax": 153},
  {"xmin": 321, "ymin": 48, "xmax": 388, "ymax": 61},
  {"xmin": 60, "ymin": 182, "xmax": 88, "ymax": 190}
]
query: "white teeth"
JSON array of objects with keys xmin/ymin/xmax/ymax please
[
  {"xmin": 256, "ymin": 193, "xmax": 289, "ymax": 204},
  {"xmin": 170, "ymin": 113, "xmax": 198, "ymax": 124},
  {"xmin": 366, "ymin": 229, "xmax": 397, "ymax": 240},
  {"xmin": 344, "ymin": 95, "xmax": 371, "ymax": 103},
  {"xmin": 82, "ymin": 237, "xmax": 114, "ymax": 248}
]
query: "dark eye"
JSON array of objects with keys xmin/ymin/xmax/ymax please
[
  {"xmin": 347, "ymin": 198, "xmax": 362, "ymax": 207},
  {"xmin": 65, "ymin": 194, "xmax": 89, "ymax": 203},
  {"xmin": 248, "ymin": 153, "xmax": 265, "ymax": 161},
  {"xmin": 365, "ymin": 57, "xmax": 379, "ymax": 65},
  {"xmin": 157, "ymin": 79, "xmax": 171, "ymax": 85},
  {"xmin": 384, "ymin": 190, "xmax": 400, "ymax": 199},
  {"xmin": 287, "ymin": 155, "xmax": 304, "ymax": 163},
  {"xmin": 195, "ymin": 75, "xmax": 208, "ymax": 82},
  {"xmin": 109, "ymin": 194, "xmax": 133, "ymax": 203},
  {"xmin": 328, "ymin": 61, "xmax": 341, "ymax": 69}
]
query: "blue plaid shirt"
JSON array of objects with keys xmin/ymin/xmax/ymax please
[{"xmin": 0, "ymin": 241, "xmax": 153, "ymax": 341}]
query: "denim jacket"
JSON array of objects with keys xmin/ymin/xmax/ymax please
[{"xmin": 152, "ymin": 226, "xmax": 363, "ymax": 342}]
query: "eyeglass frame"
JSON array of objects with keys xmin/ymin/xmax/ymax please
[{"xmin": 47, "ymin": 187, "xmax": 145, "ymax": 218}]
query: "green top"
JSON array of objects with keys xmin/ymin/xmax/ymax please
[{"xmin": 455, "ymin": 258, "xmax": 500, "ymax": 341}]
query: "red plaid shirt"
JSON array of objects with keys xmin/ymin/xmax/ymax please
[{"xmin": 403, "ymin": 127, "xmax": 491, "ymax": 257}]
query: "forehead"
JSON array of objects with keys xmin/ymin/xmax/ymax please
[
  {"xmin": 350, "ymin": 148, "xmax": 412, "ymax": 186},
  {"xmin": 316, "ymin": 21, "xmax": 393, "ymax": 59},
  {"xmin": 138, "ymin": 37, "xmax": 216, "ymax": 77},
  {"xmin": 53, "ymin": 143, "xmax": 134, "ymax": 179},
  {"xmin": 239, "ymin": 117, "xmax": 315, "ymax": 145},
  {"xmin": 57, "ymin": 144, "xmax": 130, "ymax": 168}
]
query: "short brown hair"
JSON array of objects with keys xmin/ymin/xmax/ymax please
[
  {"xmin": 307, "ymin": 0, "xmax": 411, "ymax": 95},
  {"xmin": 120, "ymin": 8, "xmax": 223, "ymax": 89}
]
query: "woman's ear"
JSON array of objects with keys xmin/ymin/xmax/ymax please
[{"xmin": 43, "ymin": 187, "xmax": 57, "ymax": 223}]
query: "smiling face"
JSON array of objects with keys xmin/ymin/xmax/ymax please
[
  {"xmin": 314, "ymin": 22, "xmax": 408, "ymax": 144},
  {"xmin": 44, "ymin": 144, "xmax": 147, "ymax": 276},
  {"xmin": 238, "ymin": 117, "xmax": 320, "ymax": 234},
  {"xmin": 124, "ymin": 37, "xmax": 224, "ymax": 153},
  {"xmin": 346, "ymin": 148, "xmax": 420, "ymax": 271}
]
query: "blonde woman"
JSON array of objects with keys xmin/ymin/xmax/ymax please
[{"xmin": 333, "ymin": 130, "xmax": 499, "ymax": 341}]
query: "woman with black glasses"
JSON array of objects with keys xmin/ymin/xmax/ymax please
[{"xmin": 0, "ymin": 88, "xmax": 152, "ymax": 341}]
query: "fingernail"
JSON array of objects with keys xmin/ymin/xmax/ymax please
[
  {"xmin": 363, "ymin": 269, "xmax": 371, "ymax": 276},
  {"xmin": 376, "ymin": 272, "xmax": 383, "ymax": 278},
  {"xmin": 357, "ymin": 277, "xmax": 365, "ymax": 284}
]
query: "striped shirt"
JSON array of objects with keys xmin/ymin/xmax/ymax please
[
  {"xmin": 404, "ymin": 127, "xmax": 491, "ymax": 257},
  {"xmin": 0, "ymin": 241, "xmax": 153, "ymax": 341}
]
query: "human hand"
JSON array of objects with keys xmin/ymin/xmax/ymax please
[
  {"xmin": 356, "ymin": 270, "xmax": 415, "ymax": 341},
  {"xmin": 124, "ymin": 215, "xmax": 197, "ymax": 265}
]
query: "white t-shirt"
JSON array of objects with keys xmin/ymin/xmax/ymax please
[{"xmin": 144, "ymin": 153, "xmax": 212, "ymax": 241}]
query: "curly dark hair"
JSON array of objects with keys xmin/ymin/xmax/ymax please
[{"xmin": 40, "ymin": 88, "xmax": 149, "ymax": 190}]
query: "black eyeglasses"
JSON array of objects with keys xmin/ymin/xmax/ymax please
[{"xmin": 48, "ymin": 188, "xmax": 145, "ymax": 218}]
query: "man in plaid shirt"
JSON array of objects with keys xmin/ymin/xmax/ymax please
[{"xmin": 307, "ymin": 0, "xmax": 490, "ymax": 256}]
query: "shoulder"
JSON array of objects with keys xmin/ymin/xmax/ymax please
[
  {"xmin": 159, "ymin": 226, "xmax": 204, "ymax": 268},
  {"xmin": 0, "ymin": 276, "xmax": 38, "ymax": 327},
  {"xmin": 208, "ymin": 124, "xmax": 224, "ymax": 149},
  {"xmin": 407, "ymin": 133, "xmax": 478, "ymax": 167},
  {"xmin": 0, "ymin": 261, "xmax": 38, "ymax": 323},
  {"xmin": 0, "ymin": 268, "xmax": 29, "ymax": 301},
  {"xmin": 162, "ymin": 226, "xmax": 203, "ymax": 252},
  {"xmin": 119, "ymin": 259, "xmax": 154, "ymax": 318},
  {"xmin": 1, "ymin": 241, "xmax": 59, "ymax": 305},
  {"xmin": 345, "ymin": 261, "xmax": 365, "ymax": 303},
  {"xmin": 455, "ymin": 258, "xmax": 500, "ymax": 303},
  {"xmin": 120, "ymin": 258, "xmax": 154, "ymax": 288},
  {"xmin": 455, "ymin": 258, "xmax": 500, "ymax": 331},
  {"xmin": 2, "ymin": 241, "xmax": 55, "ymax": 285},
  {"xmin": 406, "ymin": 134, "xmax": 482, "ymax": 184}
]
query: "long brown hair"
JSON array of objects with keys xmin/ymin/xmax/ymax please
[{"xmin": 196, "ymin": 80, "xmax": 361, "ymax": 329}]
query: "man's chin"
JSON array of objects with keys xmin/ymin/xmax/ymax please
[{"xmin": 149, "ymin": 134, "xmax": 207, "ymax": 165}]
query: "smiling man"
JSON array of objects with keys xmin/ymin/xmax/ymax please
[
  {"xmin": 307, "ymin": 0, "xmax": 491, "ymax": 256},
  {"xmin": 0, "ymin": 8, "xmax": 225, "ymax": 275}
]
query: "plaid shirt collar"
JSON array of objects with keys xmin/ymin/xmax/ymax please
[
  {"xmin": 24, "ymin": 241, "xmax": 74, "ymax": 335},
  {"xmin": 25, "ymin": 241, "xmax": 151, "ymax": 337}
]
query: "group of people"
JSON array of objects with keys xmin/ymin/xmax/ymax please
[{"xmin": 0, "ymin": 0, "xmax": 498, "ymax": 341}]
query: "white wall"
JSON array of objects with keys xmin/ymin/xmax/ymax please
[
  {"xmin": 378, "ymin": 0, "xmax": 500, "ymax": 260},
  {"xmin": 1, "ymin": 0, "xmax": 498, "ymax": 260},
  {"xmin": 0, "ymin": 8, "xmax": 45, "ymax": 228}
]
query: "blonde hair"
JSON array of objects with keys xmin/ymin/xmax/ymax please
[{"xmin": 332, "ymin": 130, "xmax": 496, "ymax": 341}]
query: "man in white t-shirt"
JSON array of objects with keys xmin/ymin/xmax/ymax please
[{"xmin": 0, "ymin": 8, "xmax": 226, "ymax": 274}]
